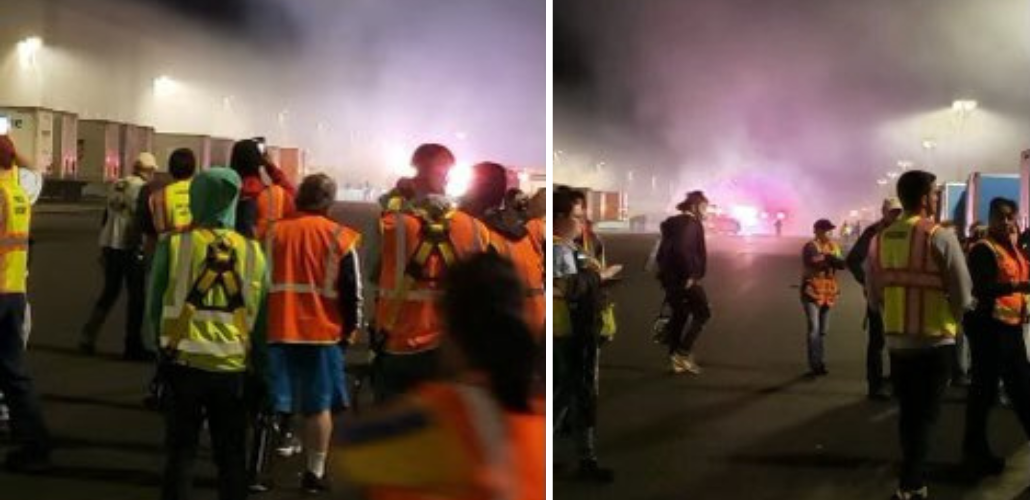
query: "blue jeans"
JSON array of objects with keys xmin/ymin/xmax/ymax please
[{"xmin": 803, "ymin": 300, "xmax": 831, "ymax": 371}]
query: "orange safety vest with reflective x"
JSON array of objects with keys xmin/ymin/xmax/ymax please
[
  {"xmin": 267, "ymin": 214, "xmax": 360, "ymax": 344},
  {"xmin": 159, "ymin": 228, "xmax": 266, "ymax": 372},
  {"xmin": 0, "ymin": 166, "xmax": 30, "ymax": 294},
  {"xmin": 334, "ymin": 382, "xmax": 545, "ymax": 500},
  {"xmin": 869, "ymin": 215, "xmax": 957, "ymax": 338},
  {"xmin": 376, "ymin": 197, "xmax": 489, "ymax": 354},
  {"xmin": 802, "ymin": 239, "xmax": 842, "ymax": 307},
  {"xmin": 488, "ymin": 217, "xmax": 545, "ymax": 340},
  {"xmin": 150, "ymin": 179, "xmax": 193, "ymax": 234},
  {"xmin": 255, "ymin": 184, "xmax": 294, "ymax": 240},
  {"xmin": 973, "ymin": 238, "xmax": 1029, "ymax": 326}
]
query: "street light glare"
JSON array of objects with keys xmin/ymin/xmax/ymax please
[
  {"xmin": 153, "ymin": 75, "xmax": 179, "ymax": 97},
  {"xmin": 951, "ymin": 99, "xmax": 978, "ymax": 112},
  {"xmin": 17, "ymin": 36, "xmax": 43, "ymax": 68}
]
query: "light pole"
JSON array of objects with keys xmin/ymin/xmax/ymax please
[{"xmin": 951, "ymin": 99, "xmax": 977, "ymax": 182}]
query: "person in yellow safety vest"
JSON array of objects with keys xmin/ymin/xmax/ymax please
[
  {"xmin": 865, "ymin": 170, "xmax": 972, "ymax": 500},
  {"xmin": 333, "ymin": 253, "xmax": 544, "ymax": 500},
  {"xmin": 961, "ymin": 197, "xmax": 1030, "ymax": 477},
  {"xmin": 142, "ymin": 148, "xmax": 196, "ymax": 254},
  {"xmin": 79, "ymin": 152, "xmax": 157, "ymax": 360},
  {"xmin": 0, "ymin": 135, "xmax": 52, "ymax": 474},
  {"xmin": 800, "ymin": 218, "xmax": 845, "ymax": 377},
  {"xmin": 553, "ymin": 186, "xmax": 619, "ymax": 483},
  {"xmin": 372, "ymin": 143, "xmax": 490, "ymax": 403},
  {"xmin": 148, "ymin": 167, "xmax": 269, "ymax": 500}
]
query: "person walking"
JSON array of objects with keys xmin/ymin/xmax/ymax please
[
  {"xmin": 656, "ymin": 191, "xmax": 711, "ymax": 375},
  {"xmin": 802, "ymin": 219, "xmax": 845, "ymax": 376},
  {"xmin": 866, "ymin": 170, "xmax": 972, "ymax": 500},
  {"xmin": 961, "ymin": 197, "xmax": 1030, "ymax": 477},
  {"xmin": 847, "ymin": 198, "xmax": 903, "ymax": 399},
  {"xmin": 264, "ymin": 174, "xmax": 362, "ymax": 493},
  {"xmin": 80, "ymin": 152, "xmax": 157, "ymax": 359},
  {"xmin": 150, "ymin": 168, "xmax": 269, "ymax": 500}
]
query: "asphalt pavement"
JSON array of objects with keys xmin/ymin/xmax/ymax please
[
  {"xmin": 1, "ymin": 202, "xmax": 381, "ymax": 500},
  {"xmin": 555, "ymin": 233, "xmax": 1030, "ymax": 500}
]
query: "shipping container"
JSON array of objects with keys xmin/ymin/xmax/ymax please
[
  {"xmin": 78, "ymin": 119, "xmax": 123, "ymax": 182},
  {"xmin": 938, "ymin": 182, "xmax": 967, "ymax": 229},
  {"xmin": 965, "ymin": 172, "xmax": 1020, "ymax": 232},
  {"xmin": 120, "ymin": 124, "xmax": 154, "ymax": 177},
  {"xmin": 53, "ymin": 111, "xmax": 78, "ymax": 179},
  {"xmin": 154, "ymin": 133, "xmax": 211, "ymax": 170},
  {"xmin": 0, "ymin": 106, "xmax": 58, "ymax": 177},
  {"xmin": 1020, "ymin": 150, "xmax": 1030, "ymax": 229},
  {"xmin": 209, "ymin": 137, "xmax": 234, "ymax": 167}
]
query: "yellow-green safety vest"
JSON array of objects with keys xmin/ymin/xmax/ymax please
[
  {"xmin": 152, "ymin": 179, "xmax": 193, "ymax": 234},
  {"xmin": 871, "ymin": 215, "xmax": 957, "ymax": 339},
  {"xmin": 0, "ymin": 167, "xmax": 30, "ymax": 294},
  {"xmin": 159, "ymin": 228, "xmax": 266, "ymax": 372}
]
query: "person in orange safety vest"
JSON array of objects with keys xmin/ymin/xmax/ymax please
[
  {"xmin": 264, "ymin": 173, "xmax": 362, "ymax": 493},
  {"xmin": 801, "ymin": 218, "xmax": 845, "ymax": 377},
  {"xmin": 334, "ymin": 252, "xmax": 543, "ymax": 500},
  {"xmin": 371, "ymin": 144, "xmax": 490, "ymax": 403}
]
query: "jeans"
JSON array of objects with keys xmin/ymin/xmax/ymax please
[
  {"xmin": 162, "ymin": 365, "xmax": 248, "ymax": 500},
  {"xmin": 803, "ymin": 300, "xmax": 831, "ymax": 371},
  {"xmin": 0, "ymin": 294, "xmax": 50, "ymax": 452},
  {"xmin": 962, "ymin": 316, "xmax": 1030, "ymax": 457},
  {"xmin": 554, "ymin": 336, "xmax": 600, "ymax": 461},
  {"xmin": 890, "ymin": 346, "xmax": 953, "ymax": 491},
  {"xmin": 663, "ymin": 284, "xmax": 711, "ymax": 356},
  {"xmin": 866, "ymin": 308, "xmax": 886, "ymax": 392},
  {"xmin": 82, "ymin": 247, "xmax": 146, "ymax": 353}
]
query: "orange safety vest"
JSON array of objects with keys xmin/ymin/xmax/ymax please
[
  {"xmin": 489, "ymin": 218, "xmax": 545, "ymax": 340},
  {"xmin": 255, "ymin": 184, "xmax": 294, "ymax": 240},
  {"xmin": 974, "ymin": 238, "xmax": 1029, "ymax": 326},
  {"xmin": 150, "ymin": 179, "xmax": 193, "ymax": 234},
  {"xmin": 802, "ymin": 239, "xmax": 841, "ymax": 307},
  {"xmin": 338, "ymin": 382, "xmax": 544, "ymax": 500},
  {"xmin": 376, "ymin": 204, "xmax": 489, "ymax": 353},
  {"xmin": 267, "ymin": 214, "xmax": 360, "ymax": 344}
]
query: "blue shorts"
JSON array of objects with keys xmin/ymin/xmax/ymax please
[{"xmin": 269, "ymin": 344, "xmax": 349, "ymax": 415}]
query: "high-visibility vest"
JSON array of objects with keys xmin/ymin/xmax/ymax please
[
  {"xmin": 802, "ymin": 239, "xmax": 842, "ymax": 307},
  {"xmin": 489, "ymin": 217, "xmax": 545, "ymax": 340},
  {"xmin": 375, "ymin": 199, "xmax": 489, "ymax": 353},
  {"xmin": 552, "ymin": 237, "xmax": 576, "ymax": 339},
  {"xmin": 267, "ymin": 214, "xmax": 360, "ymax": 344},
  {"xmin": 336, "ymin": 382, "xmax": 544, "ymax": 500},
  {"xmin": 973, "ymin": 238, "xmax": 1029, "ymax": 326},
  {"xmin": 0, "ymin": 167, "xmax": 30, "ymax": 294},
  {"xmin": 150, "ymin": 179, "xmax": 193, "ymax": 234},
  {"xmin": 159, "ymin": 228, "xmax": 266, "ymax": 373},
  {"xmin": 255, "ymin": 184, "xmax": 294, "ymax": 240},
  {"xmin": 870, "ymin": 215, "xmax": 957, "ymax": 338}
]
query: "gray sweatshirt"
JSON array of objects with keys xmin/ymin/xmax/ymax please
[{"xmin": 863, "ymin": 215, "xmax": 973, "ymax": 350}]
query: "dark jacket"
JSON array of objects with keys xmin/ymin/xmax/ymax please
[
  {"xmin": 846, "ymin": 221, "xmax": 887, "ymax": 285},
  {"xmin": 657, "ymin": 213, "xmax": 706, "ymax": 288}
]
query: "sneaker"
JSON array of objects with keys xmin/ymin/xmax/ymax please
[
  {"xmin": 890, "ymin": 486, "xmax": 928, "ymax": 500},
  {"xmin": 5, "ymin": 447, "xmax": 52, "ymax": 474},
  {"xmin": 670, "ymin": 353, "xmax": 688, "ymax": 374},
  {"xmin": 248, "ymin": 481, "xmax": 272, "ymax": 494},
  {"xmin": 573, "ymin": 459, "xmax": 614, "ymax": 483},
  {"xmin": 683, "ymin": 353, "xmax": 702, "ymax": 374},
  {"xmin": 301, "ymin": 471, "xmax": 330, "ymax": 494},
  {"xmin": 670, "ymin": 353, "xmax": 701, "ymax": 375},
  {"xmin": 276, "ymin": 432, "xmax": 303, "ymax": 458}
]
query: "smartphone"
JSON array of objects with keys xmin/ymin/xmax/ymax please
[{"xmin": 0, "ymin": 116, "xmax": 10, "ymax": 135}]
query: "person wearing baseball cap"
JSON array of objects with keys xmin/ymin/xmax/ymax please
[
  {"xmin": 801, "ymin": 218, "xmax": 845, "ymax": 377},
  {"xmin": 846, "ymin": 198, "xmax": 904, "ymax": 400},
  {"xmin": 79, "ymin": 152, "xmax": 158, "ymax": 360}
]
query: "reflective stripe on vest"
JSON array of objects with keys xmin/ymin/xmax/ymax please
[
  {"xmin": 871, "ymin": 216, "xmax": 956, "ymax": 338},
  {"xmin": 0, "ymin": 171, "xmax": 30, "ymax": 294},
  {"xmin": 268, "ymin": 225, "xmax": 348, "ymax": 299},
  {"xmin": 975, "ymin": 238, "xmax": 1029, "ymax": 326},
  {"xmin": 160, "ymin": 229, "xmax": 262, "ymax": 372},
  {"xmin": 256, "ymin": 185, "xmax": 290, "ymax": 239},
  {"xmin": 802, "ymin": 239, "xmax": 841, "ymax": 307},
  {"xmin": 151, "ymin": 180, "xmax": 192, "ymax": 234}
]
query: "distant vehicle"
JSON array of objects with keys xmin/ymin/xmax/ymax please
[{"xmin": 706, "ymin": 214, "xmax": 741, "ymax": 235}]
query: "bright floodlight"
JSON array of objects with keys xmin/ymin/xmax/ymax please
[
  {"xmin": 153, "ymin": 76, "xmax": 179, "ymax": 97},
  {"xmin": 517, "ymin": 171, "xmax": 530, "ymax": 184},
  {"xmin": 446, "ymin": 163, "xmax": 473, "ymax": 197},
  {"xmin": 776, "ymin": 212, "xmax": 786, "ymax": 220},
  {"xmin": 921, "ymin": 138, "xmax": 937, "ymax": 150},
  {"xmin": 877, "ymin": 178, "xmax": 889, "ymax": 186},
  {"xmin": 886, "ymin": 171, "xmax": 899, "ymax": 180},
  {"xmin": 17, "ymin": 36, "xmax": 42, "ymax": 67},
  {"xmin": 952, "ymin": 100, "xmax": 978, "ymax": 113},
  {"xmin": 896, "ymin": 160, "xmax": 913, "ymax": 170}
]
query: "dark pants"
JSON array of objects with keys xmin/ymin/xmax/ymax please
[
  {"xmin": 0, "ymin": 294, "xmax": 50, "ymax": 452},
  {"xmin": 83, "ymin": 247, "xmax": 146, "ymax": 353},
  {"xmin": 162, "ymin": 365, "xmax": 247, "ymax": 500},
  {"xmin": 867, "ymin": 308, "xmax": 887, "ymax": 392},
  {"xmin": 663, "ymin": 284, "xmax": 711, "ymax": 356},
  {"xmin": 890, "ymin": 346, "xmax": 953, "ymax": 491},
  {"xmin": 962, "ymin": 317, "xmax": 1030, "ymax": 457},
  {"xmin": 554, "ymin": 335, "xmax": 600, "ymax": 461},
  {"xmin": 372, "ymin": 349, "xmax": 439, "ymax": 403},
  {"xmin": 803, "ymin": 300, "xmax": 831, "ymax": 371}
]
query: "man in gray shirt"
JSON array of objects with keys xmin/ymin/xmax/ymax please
[{"xmin": 864, "ymin": 170, "xmax": 972, "ymax": 500}]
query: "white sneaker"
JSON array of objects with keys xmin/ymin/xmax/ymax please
[
  {"xmin": 671, "ymin": 353, "xmax": 702, "ymax": 375},
  {"xmin": 275, "ymin": 432, "xmax": 303, "ymax": 458},
  {"xmin": 670, "ymin": 354, "xmax": 688, "ymax": 374}
]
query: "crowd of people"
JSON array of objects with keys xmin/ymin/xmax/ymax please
[{"xmin": 0, "ymin": 135, "xmax": 545, "ymax": 500}]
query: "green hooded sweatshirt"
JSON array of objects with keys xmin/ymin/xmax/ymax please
[{"xmin": 147, "ymin": 167, "xmax": 269, "ymax": 376}]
